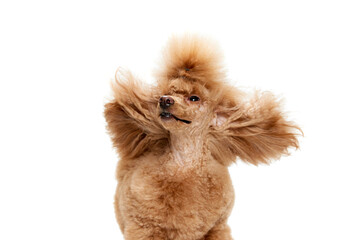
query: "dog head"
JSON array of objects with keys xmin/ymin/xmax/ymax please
[{"xmin": 105, "ymin": 34, "xmax": 300, "ymax": 164}]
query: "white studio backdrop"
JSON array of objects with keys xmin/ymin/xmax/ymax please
[{"xmin": 0, "ymin": 0, "xmax": 359, "ymax": 239}]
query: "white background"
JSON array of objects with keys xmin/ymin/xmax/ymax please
[{"xmin": 1, "ymin": 0, "xmax": 359, "ymax": 239}]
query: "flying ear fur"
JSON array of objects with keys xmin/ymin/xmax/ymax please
[
  {"xmin": 104, "ymin": 69, "xmax": 168, "ymax": 159},
  {"xmin": 209, "ymin": 91, "xmax": 301, "ymax": 166}
]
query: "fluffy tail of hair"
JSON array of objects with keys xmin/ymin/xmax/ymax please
[{"xmin": 156, "ymin": 34, "xmax": 226, "ymax": 87}]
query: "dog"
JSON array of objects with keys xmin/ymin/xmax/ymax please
[{"xmin": 104, "ymin": 35, "xmax": 301, "ymax": 240}]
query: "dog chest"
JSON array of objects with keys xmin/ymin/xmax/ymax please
[{"xmin": 119, "ymin": 160, "xmax": 234, "ymax": 234}]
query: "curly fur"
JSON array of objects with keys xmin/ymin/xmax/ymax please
[{"xmin": 104, "ymin": 35, "xmax": 301, "ymax": 240}]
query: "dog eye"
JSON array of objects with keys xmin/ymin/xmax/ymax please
[{"xmin": 189, "ymin": 95, "xmax": 200, "ymax": 102}]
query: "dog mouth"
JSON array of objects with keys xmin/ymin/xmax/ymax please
[{"xmin": 160, "ymin": 112, "xmax": 191, "ymax": 124}]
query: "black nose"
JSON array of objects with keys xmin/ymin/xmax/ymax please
[{"xmin": 159, "ymin": 96, "xmax": 174, "ymax": 108}]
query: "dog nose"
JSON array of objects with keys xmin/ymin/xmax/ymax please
[{"xmin": 159, "ymin": 96, "xmax": 174, "ymax": 108}]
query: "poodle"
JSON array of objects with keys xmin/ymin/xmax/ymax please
[{"xmin": 104, "ymin": 35, "xmax": 301, "ymax": 240}]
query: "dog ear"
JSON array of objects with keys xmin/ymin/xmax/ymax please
[
  {"xmin": 209, "ymin": 91, "xmax": 301, "ymax": 166},
  {"xmin": 104, "ymin": 69, "xmax": 168, "ymax": 159}
]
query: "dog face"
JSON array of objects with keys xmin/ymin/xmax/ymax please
[{"xmin": 157, "ymin": 78, "xmax": 213, "ymax": 132}]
